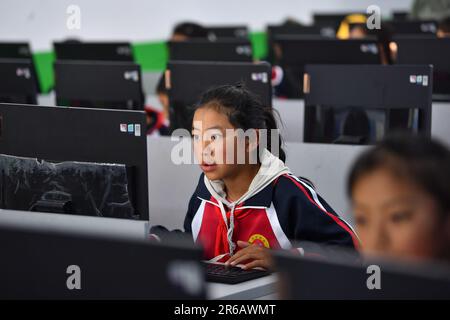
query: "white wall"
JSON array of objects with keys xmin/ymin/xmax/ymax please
[{"xmin": 0, "ymin": 0, "xmax": 413, "ymax": 51}]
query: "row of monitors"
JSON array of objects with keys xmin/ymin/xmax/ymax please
[
  {"xmin": 0, "ymin": 59, "xmax": 434, "ymax": 139},
  {"xmin": 0, "ymin": 63, "xmax": 433, "ymax": 221},
  {"xmin": 1, "ymin": 223, "xmax": 450, "ymax": 299},
  {"xmin": 1, "ymin": 37, "xmax": 449, "ymax": 101},
  {"xmin": 0, "ymin": 57, "xmax": 434, "ymax": 136}
]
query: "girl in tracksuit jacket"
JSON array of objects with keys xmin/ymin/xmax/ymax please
[{"xmin": 184, "ymin": 84, "xmax": 359, "ymax": 270}]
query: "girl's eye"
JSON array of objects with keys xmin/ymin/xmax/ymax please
[
  {"xmin": 192, "ymin": 134, "xmax": 200, "ymax": 141},
  {"xmin": 211, "ymin": 134, "xmax": 220, "ymax": 141},
  {"xmin": 390, "ymin": 211, "xmax": 413, "ymax": 224}
]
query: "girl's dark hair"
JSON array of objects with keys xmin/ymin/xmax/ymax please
[
  {"xmin": 348, "ymin": 133, "xmax": 450, "ymax": 216},
  {"xmin": 195, "ymin": 84, "xmax": 286, "ymax": 162},
  {"xmin": 173, "ymin": 22, "xmax": 208, "ymax": 38}
]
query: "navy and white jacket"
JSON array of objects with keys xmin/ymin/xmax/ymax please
[{"xmin": 183, "ymin": 149, "xmax": 359, "ymax": 262}]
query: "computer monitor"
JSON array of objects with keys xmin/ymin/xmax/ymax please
[
  {"xmin": 303, "ymin": 64, "xmax": 433, "ymax": 145},
  {"xmin": 0, "ymin": 59, "xmax": 38, "ymax": 104},
  {"xmin": 0, "ymin": 42, "xmax": 33, "ymax": 59},
  {"xmin": 0, "ymin": 42, "xmax": 41, "ymax": 92},
  {"xmin": 0, "ymin": 103, "xmax": 149, "ymax": 220},
  {"xmin": 390, "ymin": 20, "xmax": 438, "ymax": 35},
  {"xmin": 54, "ymin": 41, "xmax": 134, "ymax": 61},
  {"xmin": 392, "ymin": 11, "xmax": 409, "ymax": 21},
  {"xmin": 166, "ymin": 61, "xmax": 272, "ymax": 131},
  {"xmin": 313, "ymin": 12, "xmax": 365, "ymax": 30},
  {"xmin": 0, "ymin": 224, "xmax": 205, "ymax": 299},
  {"xmin": 168, "ymin": 39, "xmax": 253, "ymax": 62},
  {"xmin": 273, "ymin": 37, "xmax": 381, "ymax": 98},
  {"xmin": 54, "ymin": 60, "xmax": 144, "ymax": 110},
  {"xmin": 394, "ymin": 37, "xmax": 450, "ymax": 101},
  {"xmin": 205, "ymin": 26, "xmax": 249, "ymax": 40},
  {"xmin": 268, "ymin": 24, "xmax": 336, "ymax": 39},
  {"xmin": 274, "ymin": 248, "xmax": 450, "ymax": 299}
]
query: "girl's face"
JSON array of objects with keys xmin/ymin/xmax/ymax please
[
  {"xmin": 351, "ymin": 168, "xmax": 448, "ymax": 261},
  {"xmin": 192, "ymin": 107, "xmax": 250, "ymax": 181}
]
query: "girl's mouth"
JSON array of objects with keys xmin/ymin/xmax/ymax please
[{"xmin": 200, "ymin": 163, "xmax": 218, "ymax": 172}]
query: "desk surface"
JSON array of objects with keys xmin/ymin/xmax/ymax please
[{"xmin": 207, "ymin": 274, "xmax": 278, "ymax": 300}]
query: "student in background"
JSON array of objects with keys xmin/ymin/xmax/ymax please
[
  {"xmin": 184, "ymin": 84, "xmax": 358, "ymax": 270},
  {"xmin": 438, "ymin": 16, "xmax": 450, "ymax": 37},
  {"xmin": 147, "ymin": 22, "xmax": 208, "ymax": 136},
  {"xmin": 348, "ymin": 134, "xmax": 450, "ymax": 263}
]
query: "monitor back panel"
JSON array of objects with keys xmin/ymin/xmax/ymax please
[
  {"xmin": 275, "ymin": 252, "xmax": 450, "ymax": 299},
  {"xmin": 169, "ymin": 39, "xmax": 253, "ymax": 62},
  {"xmin": 54, "ymin": 42, "xmax": 134, "ymax": 61},
  {"xmin": 167, "ymin": 61, "xmax": 272, "ymax": 131},
  {"xmin": 168, "ymin": 61, "xmax": 272, "ymax": 106},
  {"xmin": 0, "ymin": 59, "xmax": 38, "ymax": 104},
  {"xmin": 0, "ymin": 42, "xmax": 32, "ymax": 59},
  {"xmin": 395, "ymin": 38, "xmax": 450, "ymax": 99},
  {"xmin": 54, "ymin": 60, "xmax": 143, "ymax": 109},
  {"xmin": 0, "ymin": 225, "xmax": 204, "ymax": 299}
]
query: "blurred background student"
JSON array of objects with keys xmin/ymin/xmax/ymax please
[
  {"xmin": 348, "ymin": 133, "xmax": 450, "ymax": 263},
  {"xmin": 146, "ymin": 22, "xmax": 208, "ymax": 135}
]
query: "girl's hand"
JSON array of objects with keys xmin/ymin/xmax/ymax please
[{"xmin": 225, "ymin": 241, "xmax": 273, "ymax": 270}]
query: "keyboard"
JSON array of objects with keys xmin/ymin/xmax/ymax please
[{"xmin": 204, "ymin": 262, "xmax": 270, "ymax": 284}]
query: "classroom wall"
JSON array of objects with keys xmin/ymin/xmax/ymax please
[{"xmin": 0, "ymin": 0, "xmax": 414, "ymax": 51}]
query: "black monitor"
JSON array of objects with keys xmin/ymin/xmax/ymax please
[
  {"xmin": 166, "ymin": 61, "xmax": 272, "ymax": 131},
  {"xmin": 273, "ymin": 37, "xmax": 381, "ymax": 98},
  {"xmin": 206, "ymin": 26, "xmax": 249, "ymax": 40},
  {"xmin": 268, "ymin": 24, "xmax": 336, "ymax": 39},
  {"xmin": 313, "ymin": 12, "xmax": 365, "ymax": 30},
  {"xmin": 266, "ymin": 24, "xmax": 336, "ymax": 64},
  {"xmin": 0, "ymin": 42, "xmax": 41, "ymax": 92},
  {"xmin": 392, "ymin": 11, "xmax": 409, "ymax": 21},
  {"xmin": 54, "ymin": 60, "xmax": 144, "ymax": 110},
  {"xmin": 0, "ymin": 59, "xmax": 38, "ymax": 104},
  {"xmin": 274, "ymin": 248, "xmax": 450, "ymax": 299},
  {"xmin": 390, "ymin": 20, "xmax": 438, "ymax": 35},
  {"xmin": 303, "ymin": 64, "xmax": 433, "ymax": 145},
  {"xmin": 394, "ymin": 37, "xmax": 450, "ymax": 101},
  {"xmin": 0, "ymin": 103, "xmax": 149, "ymax": 220},
  {"xmin": 0, "ymin": 42, "xmax": 33, "ymax": 59},
  {"xmin": 0, "ymin": 224, "xmax": 205, "ymax": 299},
  {"xmin": 54, "ymin": 41, "xmax": 134, "ymax": 61},
  {"xmin": 168, "ymin": 39, "xmax": 253, "ymax": 62}
]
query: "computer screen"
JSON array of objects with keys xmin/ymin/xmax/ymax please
[
  {"xmin": 0, "ymin": 103, "xmax": 149, "ymax": 220},
  {"xmin": 303, "ymin": 64, "xmax": 433, "ymax": 145},
  {"xmin": 54, "ymin": 41, "xmax": 134, "ymax": 61},
  {"xmin": 0, "ymin": 154, "xmax": 135, "ymax": 218},
  {"xmin": 273, "ymin": 37, "xmax": 381, "ymax": 98},
  {"xmin": 394, "ymin": 37, "xmax": 450, "ymax": 101},
  {"xmin": 0, "ymin": 58, "xmax": 38, "ymax": 104},
  {"xmin": 166, "ymin": 61, "xmax": 272, "ymax": 131},
  {"xmin": 168, "ymin": 39, "xmax": 253, "ymax": 62},
  {"xmin": 54, "ymin": 60, "xmax": 144, "ymax": 110}
]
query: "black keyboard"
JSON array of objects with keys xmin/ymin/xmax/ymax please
[{"xmin": 204, "ymin": 262, "xmax": 270, "ymax": 284}]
